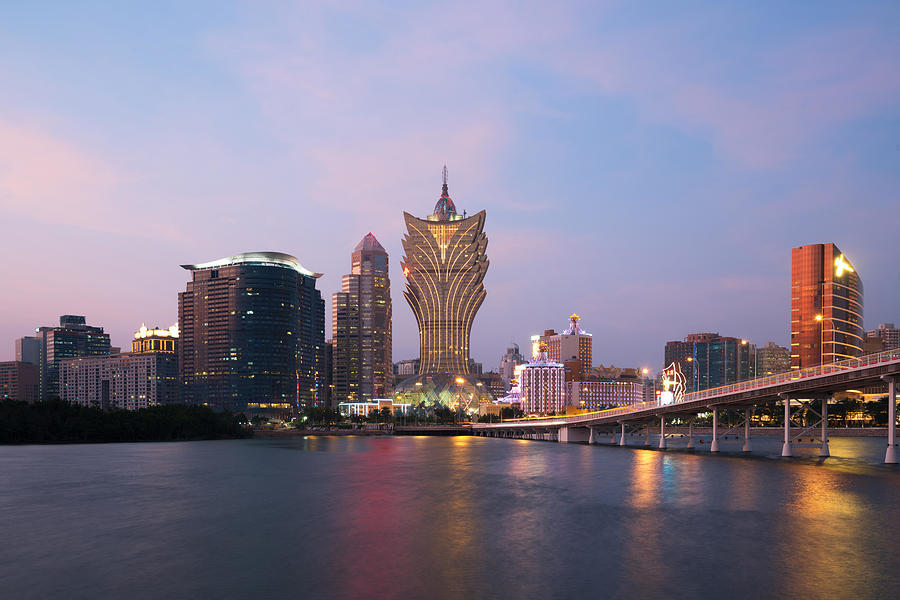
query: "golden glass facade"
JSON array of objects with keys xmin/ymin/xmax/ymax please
[
  {"xmin": 790, "ymin": 243, "xmax": 864, "ymax": 369},
  {"xmin": 401, "ymin": 175, "xmax": 488, "ymax": 374}
]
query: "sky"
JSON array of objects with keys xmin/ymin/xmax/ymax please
[{"xmin": 1, "ymin": 1, "xmax": 898, "ymax": 371}]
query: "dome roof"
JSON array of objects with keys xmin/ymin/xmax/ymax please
[
  {"xmin": 432, "ymin": 165, "xmax": 457, "ymax": 220},
  {"xmin": 393, "ymin": 373, "xmax": 494, "ymax": 414}
]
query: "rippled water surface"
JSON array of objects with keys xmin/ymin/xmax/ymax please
[{"xmin": 2, "ymin": 436, "xmax": 899, "ymax": 599}]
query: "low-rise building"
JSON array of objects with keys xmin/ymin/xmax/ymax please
[
  {"xmin": 338, "ymin": 398, "xmax": 411, "ymax": 418},
  {"xmin": 0, "ymin": 361, "xmax": 40, "ymax": 403}
]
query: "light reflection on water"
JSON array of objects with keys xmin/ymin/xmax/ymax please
[{"xmin": 1, "ymin": 437, "xmax": 899, "ymax": 600}]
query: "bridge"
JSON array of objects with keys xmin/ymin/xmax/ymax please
[{"xmin": 472, "ymin": 348, "xmax": 900, "ymax": 463}]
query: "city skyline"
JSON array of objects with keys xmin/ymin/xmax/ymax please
[{"xmin": 1, "ymin": 2, "xmax": 899, "ymax": 370}]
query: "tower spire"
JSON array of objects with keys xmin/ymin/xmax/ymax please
[{"xmin": 442, "ymin": 165, "xmax": 448, "ymax": 194}]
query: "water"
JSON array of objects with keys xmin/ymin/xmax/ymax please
[{"xmin": 2, "ymin": 436, "xmax": 899, "ymax": 599}]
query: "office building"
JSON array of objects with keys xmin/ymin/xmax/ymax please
[
  {"xmin": 755, "ymin": 342, "xmax": 791, "ymax": 377},
  {"xmin": 791, "ymin": 243, "xmax": 864, "ymax": 369},
  {"xmin": 401, "ymin": 167, "xmax": 489, "ymax": 374},
  {"xmin": 15, "ymin": 336, "xmax": 41, "ymax": 366},
  {"xmin": 538, "ymin": 315, "xmax": 593, "ymax": 376},
  {"xmin": 665, "ymin": 333, "xmax": 754, "ymax": 392},
  {"xmin": 0, "ymin": 361, "xmax": 39, "ymax": 403},
  {"xmin": 34, "ymin": 315, "xmax": 111, "ymax": 400},
  {"xmin": 179, "ymin": 252, "xmax": 325, "ymax": 413},
  {"xmin": 867, "ymin": 323, "xmax": 899, "ymax": 352},
  {"xmin": 394, "ymin": 359, "xmax": 420, "ymax": 376},
  {"xmin": 59, "ymin": 324, "xmax": 178, "ymax": 410},
  {"xmin": 332, "ymin": 234, "xmax": 392, "ymax": 405}
]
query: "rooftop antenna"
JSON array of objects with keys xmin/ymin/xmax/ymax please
[{"xmin": 442, "ymin": 165, "xmax": 448, "ymax": 187}]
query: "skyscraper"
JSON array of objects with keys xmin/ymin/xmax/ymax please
[
  {"xmin": 539, "ymin": 315, "xmax": 593, "ymax": 378},
  {"xmin": 178, "ymin": 252, "xmax": 325, "ymax": 413},
  {"xmin": 791, "ymin": 243, "xmax": 864, "ymax": 369},
  {"xmin": 755, "ymin": 342, "xmax": 791, "ymax": 376},
  {"xmin": 331, "ymin": 233, "xmax": 392, "ymax": 404},
  {"xmin": 664, "ymin": 333, "xmax": 754, "ymax": 392},
  {"xmin": 34, "ymin": 315, "xmax": 111, "ymax": 400},
  {"xmin": 499, "ymin": 343, "xmax": 525, "ymax": 388},
  {"xmin": 401, "ymin": 167, "xmax": 488, "ymax": 374}
]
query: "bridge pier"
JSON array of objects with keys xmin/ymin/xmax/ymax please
[
  {"xmin": 885, "ymin": 376, "xmax": 897, "ymax": 464},
  {"xmin": 743, "ymin": 407, "xmax": 753, "ymax": 453},
  {"xmin": 588, "ymin": 426, "xmax": 597, "ymax": 444},
  {"xmin": 819, "ymin": 397, "xmax": 830, "ymax": 457},
  {"xmin": 781, "ymin": 395, "xmax": 792, "ymax": 457},
  {"xmin": 686, "ymin": 419, "xmax": 694, "ymax": 450},
  {"xmin": 710, "ymin": 407, "xmax": 720, "ymax": 453},
  {"xmin": 619, "ymin": 422, "xmax": 626, "ymax": 446},
  {"xmin": 558, "ymin": 426, "xmax": 589, "ymax": 444},
  {"xmin": 644, "ymin": 424, "xmax": 651, "ymax": 447},
  {"xmin": 658, "ymin": 416, "xmax": 666, "ymax": 450}
]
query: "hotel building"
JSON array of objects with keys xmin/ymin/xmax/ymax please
[
  {"xmin": 791, "ymin": 243, "xmax": 864, "ymax": 369},
  {"xmin": 664, "ymin": 333, "xmax": 754, "ymax": 392},
  {"xmin": 179, "ymin": 252, "xmax": 325, "ymax": 413},
  {"xmin": 538, "ymin": 315, "xmax": 593, "ymax": 377},
  {"xmin": 401, "ymin": 167, "xmax": 488, "ymax": 375}
]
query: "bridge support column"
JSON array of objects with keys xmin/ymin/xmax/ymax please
[
  {"xmin": 781, "ymin": 395, "xmax": 792, "ymax": 457},
  {"xmin": 885, "ymin": 376, "xmax": 897, "ymax": 464},
  {"xmin": 819, "ymin": 397, "xmax": 830, "ymax": 457},
  {"xmin": 558, "ymin": 426, "xmax": 589, "ymax": 444},
  {"xmin": 589, "ymin": 426, "xmax": 596, "ymax": 445},
  {"xmin": 644, "ymin": 424, "xmax": 651, "ymax": 447},
  {"xmin": 743, "ymin": 408, "xmax": 752, "ymax": 453},
  {"xmin": 619, "ymin": 422, "xmax": 626, "ymax": 446},
  {"xmin": 658, "ymin": 416, "xmax": 666, "ymax": 450},
  {"xmin": 710, "ymin": 408, "xmax": 720, "ymax": 453},
  {"xmin": 686, "ymin": 419, "xmax": 694, "ymax": 450}
]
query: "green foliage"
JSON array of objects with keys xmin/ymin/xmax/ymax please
[{"xmin": 0, "ymin": 399, "xmax": 251, "ymax": 444}]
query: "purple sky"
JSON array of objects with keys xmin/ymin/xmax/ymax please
[{"xmin": 1, "ymin": 1, "xmax": 898, "ymax": 371}]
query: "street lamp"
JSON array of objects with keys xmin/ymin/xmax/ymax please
[{"xmin": 815, "ymin": 314, "xmax": 825, "ymax": 366}]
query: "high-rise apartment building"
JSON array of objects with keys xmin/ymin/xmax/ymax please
[
  {"xmin": 867, "ymin": 323, "xmax": 899, "ymax": 352},
  {"xmin": 791, "ymin": 243, "xmax": 864, "ymax": 369},
  {"xmin": 33, "ymin": 315, "xmax": 111, "ymax": 400},
  {"xmin": 401, "ymin": 167, "xmax": 488, "ymax": 375},
  {"xmin": 0, "ymin": 361, "xmax": 39, "ymax": 403},
  {"xmin": 331, "ymin": 233, "xmax": 392, "ymax": 405},
  {"xmin": 664, "ymin": 333, "xmax": 754, "ymax": 392},
  {"xmin": 179, "ymin": 252, "xmax": 325, "ymax": 413},
  {"xmin": 60, "ymin": 324, "xmax": 179, "ymax": 410},
  {"xmin": 755, "ymin": 342, "xmax": 791, "ymax": 377},
  {"xmin": 538, "ymin": 315, "xmax": 593, "ymax": 375}
]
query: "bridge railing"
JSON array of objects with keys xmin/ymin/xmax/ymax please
[{"xmin": 496, "ymin": 348, "xmax": 900, "ymax": 426}]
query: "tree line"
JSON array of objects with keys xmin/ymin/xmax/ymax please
[{"xmin": 0, "ymin": 399, "xmax": 251, "ymax": 444}]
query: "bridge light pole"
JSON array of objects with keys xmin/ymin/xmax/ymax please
[{"xmin": 884, "ymin": 376, "xmax": 898, "ymax": 464}]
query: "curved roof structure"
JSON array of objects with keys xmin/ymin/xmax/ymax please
[{"xmin": 181, "ymin": 252, "xmax": 323, "ymax": 278}]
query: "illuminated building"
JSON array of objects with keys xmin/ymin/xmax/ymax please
[
  {"xmin": 401, "ymin": 167, "xmax": 489, "ymax": 374},
  {"xmin": 392, "ymin": 373, "xmax": 494, "ymax": 414},
  {"xmin": 791, "ymin": 243, "xmax": 864, "ymax": 369},
  {"xmin": 59, "ymin": 323, "xmax": 178, "ymax": 410},
  {"xmin": 0, "ymin": 361, "xmax": 39, "ymax": 403},
  {"xmin": 567, "ymin": 380, "xmax": 644, "ymax": 409},
  {"xmin": 394, "ymin": 359, "xmax": 419, "ymax": 376},
  {"xmin": 338, "ymin": 398, "xmax": 411, "ymax": 418},
  {"xmin": 179, "ymin": 252, "xmax": 325, "ymax": 413},
  {"xmin": 499, "ymin": 344, "xmax": 525, "ymax": 388},
  {"xmin": 755, "ymin": 342, "xmax": 790, "ymax": 376},
  {"xmin": 33, "ymin": 315, "xmax": 111, "ymax": 400},
  {"xmin": 538, "ymin": 315, "xmax": 593, "ymax": 376},
  {"xmin": 475, "ymin": 371, "xmax": 507, "ymax": 399},
  {"xmin": 332, "ymin": 233, "xmax": 392, "ymax": 405},
  {"xmin": 519, "ymin": 346, "xmax": 565, "ymax": 414},
  {"xmin": 867, "ymin": 323, "xmax": 899, "ymax": 352},
  {"xmin": 664, "ymin": 333, "xmax": 754, "ymax": 392}
]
